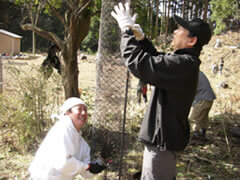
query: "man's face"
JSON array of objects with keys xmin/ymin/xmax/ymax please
[
  {"xmin": 67, "ymin": 104, "xmax": 88, "ymax": 131},
  {"xmin": 171, "ymin": 26, "xmax": 196, "ymax": 50}
]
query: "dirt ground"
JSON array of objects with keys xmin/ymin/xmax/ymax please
[{"xmin": 0, "ymin": 53, "xmax": 96, "ymax": 91}]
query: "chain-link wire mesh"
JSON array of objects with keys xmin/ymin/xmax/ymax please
[
  {"xmin": 90, "ymin": 0, "xmax": 146, "ymax": 179},
  {"xmin": 94, "ymin": 0, "xmax": 127, "ymax": 131},
  {"xmin": 91, "ymin": 2, "xmax": 130, "ymax": 177}
]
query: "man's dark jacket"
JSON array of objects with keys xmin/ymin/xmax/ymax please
[{"xmin": 120, "ymin": 30, "xmax": 201, "ymax": 151}]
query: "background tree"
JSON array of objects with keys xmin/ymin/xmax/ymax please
[
  {"xmin": 20, "ymin": 0, "xmax": 101, "ymax": 98},
  {"xmin": 0, "ymin": 0, "xmax": 33, "ymax": 52},
  {"xmin": 148, "ymin": 0, "xmax": 153, "ymax": 39},
  {"xmin": 154, "ymin": 0, "xmax": 160, "ymax": 41},
  {"xmin": 133, "ymin": 0, "xmax": 151, "ymax": 38},
  {"xmin": 210, "ymin": 0, "xmax": 240, "ymax": 34},
  {"xmin": 160, "ymin": 0, "xmax": 166, "ymax": 36},
  {"xmin": 165, "ymin": 0, "xmax": 171, "ymax": 39},
  {"xmin": 80, "ymin": 15, "xmax": 100, "ymax": 53},
  {"xmin": 16, "ymin": 0, "xmax": 45, "ymax": 55},
  {"xmin": 5, "ymin": 0, "xmax": 240, "ymax": 55},
  {"xmin": 203, "ymin": 0, "xmax": 209, "ymax": 20}
]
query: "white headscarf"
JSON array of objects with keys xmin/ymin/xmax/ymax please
[
  {"xmin": 60, "ymin": 97, "xmax": 86, "ymax": 115},
  {"xmin": 51, "ymin": 97, "xmax": 86, "ymax": 122}
]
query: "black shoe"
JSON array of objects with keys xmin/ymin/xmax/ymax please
[
  {"xmin": 132, "ymin": 171, "xmax": 141, "ymax": 180},
  {"xmin": 201, "ymin": 128, "xmax": 206, "ymax": 137},
  {"xmin": 192, "ymin": 129, "xmax": 206, "ymax": 140}
]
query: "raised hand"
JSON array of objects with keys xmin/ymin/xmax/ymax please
[
  {"xmin": 132, "ymin": 24, "xmax": 145, "ymax": 41},
  {"xmin": 111, "ymin": 2, "xmax": 137, "ymax": 31}
]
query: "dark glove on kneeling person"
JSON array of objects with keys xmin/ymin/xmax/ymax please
[{"xmin": 88, "ymin": 162, "xmax": 107, "ymax": 174}]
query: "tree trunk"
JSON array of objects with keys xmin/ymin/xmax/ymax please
[
  {"xmin": 61, "ymin": 49, "xmax": 79, "ymax": 98},
  {"xmin": 172, "ymin": 0, "xmax": 176, "ymax": 18},
  {"xmin": 203, "ymin": 0, "xmax": 208, "ymax": 20},
  {"xmin": 182, "ymin": 0, "xmax": 187, "ymax": 19},
  {"xmin": 160, "ymin": 0, "xmax": 165, "ymax": 35},
  {"xmin": 94, "ymin": 0, "xmax": 127, "ymax": 130},
  {"xmin": 155, "ymin": 0, "xmax": 159, "ymax": 42},
  {"xmin": 190, "ymin": 0, "xmax": 193, "ymax": 19},
  {"xmin": 194, "ymin": 0, "xmax": 199, "ymax": 18},
  {"xmin": 165, "ymin": 0, "xmax": 171, "ymax": 40},
  {"xmin": 32, "ymin": 30, "xmax": 36, "ymax": 55},
  {"xmin": 149, "ymin": 0, "xmax": 153, "ymax": 39},
  {"xmin": 21, "ymin": 1, "xmax": 92, "ymax": 99}
]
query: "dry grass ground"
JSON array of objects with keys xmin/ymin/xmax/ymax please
[
  {"xmin": 1, "ymin": 30, "xmax": 240, "ymax": 179},
  {"xmin": 177, "ymin": 30, "xmax": 240, "ymax": 179}
]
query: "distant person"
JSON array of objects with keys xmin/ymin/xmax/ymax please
[
  {"xmin": 142, "ymin": 83, "xmax": 148, "ymax": 103},
  {"xmin": 219, "ymin": 58, "xmax": 224, "ymax": 75},
  {"xmin": 112, "ymin": 2, "xmax": 212, "ymax": 179},
  {"xmin": 189, "ymin": 71, "xmax": 216, "ymax": 139},
  {"xmin": 214, "ymin": 38, "xmax": 222, "ymax": 48},
  {"xmin": 29, "ymin": 97, "xmax": 106, "ymax": 179},
  {"xmin": 211, "ymin": 63, "xmax": 218, "ymax": 74},
  {"xmin": 41, "ymin": 44, "xmax": 61, "ymax": 79},
  {"xmin": 137, "ymin": 80, "xmax": 148, "ymax": 104}
]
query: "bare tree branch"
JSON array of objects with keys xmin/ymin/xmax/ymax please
[
  {"xmin": 21, "ymin": 23, "xmax": 63, "ymax": 49},
  {"xmin": 35, "ymin": 1, "xmax": 46, "ymax": 25},
  {"xmin": 63, "ymin": 0, "xmax": 73, "ymax": 10},
  {"xmin": 26, "ymin": 3, "xmax": 33, "ymax": 23},
  {"xmin": 72, "ymin": 0, "xmax": 80, "ymax": 9},
  {"xmin": 194, "ymin": 155, "xmax": 225, "ymax": 177},
  {"xmin": 75, "ymin": 0, "xmax": 93, "ymax": 18},
  {"xmin": 44, "ymin": 0, "xmax": 65, "ymax": 28}
]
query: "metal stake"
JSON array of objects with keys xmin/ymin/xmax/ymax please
[{"xmin": 118, "ymin": 70, "xmax": 130, "ymax": 180}]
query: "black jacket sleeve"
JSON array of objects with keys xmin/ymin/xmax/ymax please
[{"xmin": 120, "ymin": 30, "xmax": 200, "ymax": 90}]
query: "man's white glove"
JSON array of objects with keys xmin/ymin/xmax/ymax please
[
  {"xmin": 111, "ymin": 2, "xmax": 137, "ymax": 31},
  {"xmin": 132, "ymin": 24, "xmax": 145, "ymax": 41}
]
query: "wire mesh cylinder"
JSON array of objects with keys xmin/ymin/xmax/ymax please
[{"xmin": 94, "ymin": 0, "xmax": 128, "ymax": 131}]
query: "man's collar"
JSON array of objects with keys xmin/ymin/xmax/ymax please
[{"xmin": 174, "ymin": 48, "xmax": 199, "ymax": 57}]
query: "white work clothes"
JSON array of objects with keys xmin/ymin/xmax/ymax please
[{"xmin": 29, "ymin": 115, "xmax": 94, "ymax": 180}]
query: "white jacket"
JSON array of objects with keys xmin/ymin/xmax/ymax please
[{"xmin": 29, "ymin": 115, "xmax": 94, "ymax": 180}]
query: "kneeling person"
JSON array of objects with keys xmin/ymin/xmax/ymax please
[{"xmin": 29, "ymin": 97, "xmax": 106, "ymax": 179}]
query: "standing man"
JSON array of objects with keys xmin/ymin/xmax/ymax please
[
  {"xmin": 219, "ymin": 58, "xmax": 224, "ymax": 75},
  {"xmin": 112, "ymin": 2, "xmax": 212, "ymax": 179},
  {"xmin": 189, "ymin": 71, "xmax": 216, "ymax": 139},
  {"xmin": 29, "ymin": 97, "xmax": 106, "ymax": 180}
]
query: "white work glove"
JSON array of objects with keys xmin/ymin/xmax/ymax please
[
  {"xmin": 111, "ymin": 2, "xmax": 137, "ymax": 31},
  {"xmin": 132, "ymin": 24, "xmax": 145, "ymax": 41}
]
